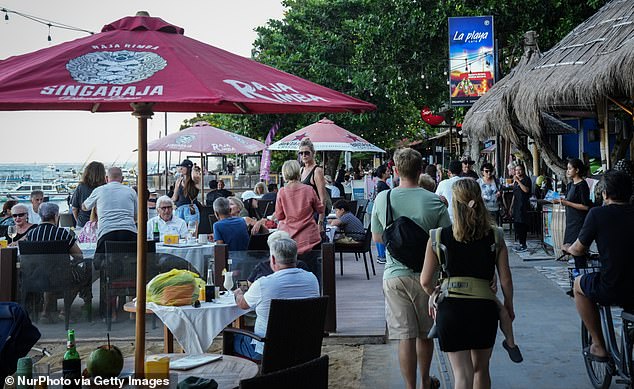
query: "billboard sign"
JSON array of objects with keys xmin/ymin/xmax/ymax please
[{"xmin": 448, "ymin": 16, "xmax": 495, "ymax": 106}]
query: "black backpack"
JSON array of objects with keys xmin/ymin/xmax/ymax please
[
  {"xmin": 382, "ymin": 190, "xmax": 429, "ymax": 272},
  {"xmin": 0, "ymin": 302, "xmax": 41, "ymax": 381}
]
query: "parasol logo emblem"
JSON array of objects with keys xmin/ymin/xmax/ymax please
[
  {"xmin": 175, "ymin": 135, "xmax": 195, "ymax": 145},
  {"xmin": 66, "ymin": 50, "xmax": 167, "ymax": 85}
]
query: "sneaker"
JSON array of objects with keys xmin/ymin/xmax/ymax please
[
  {"xmin": 376, "ymin": 257, "xmax": 386, "ymax": 264},
  {"xmin": 514, "ymin": 245, "xmax": 528, "ymax": 253}
]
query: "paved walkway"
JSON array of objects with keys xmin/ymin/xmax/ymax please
[{"xmin": 360, "ymin": 237, "xmax": 610, "ymax": 388}]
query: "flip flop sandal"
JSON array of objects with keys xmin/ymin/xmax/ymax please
[
  {"xmin": 583, "ymin": 346, "xmax": 609, "ymax": 362},
  {"xmin": 503, "ymin": 340, "xmax": 524, "ymax": 363}
]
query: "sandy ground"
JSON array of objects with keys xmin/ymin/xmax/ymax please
[{"xmin": 24, "ymin": 339, "xmax": 363, "ymax": 388}]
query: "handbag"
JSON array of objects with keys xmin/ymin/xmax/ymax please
[{"xmin": 381, "ymin": 190, "xmax": 429, "ymax": 272}]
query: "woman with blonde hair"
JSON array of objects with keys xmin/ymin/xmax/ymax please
[
  {"xmin": 276, "ymin": 160, "xmax": 324, "ymax": 257},
  {"xmin": 298, "ymin": 138, "xmax": 329, "ymax": 222},
  {"xmin": 421, "ymin": 179, "xmax": 519, "ymax": 389}
]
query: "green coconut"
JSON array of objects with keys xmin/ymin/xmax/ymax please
[{"xmin": 86, "ymin": 345, "xmax": 124, "ymax": 378}]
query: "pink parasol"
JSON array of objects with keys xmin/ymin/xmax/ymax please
[
  {"xmin": 0, "ymin": 13, "xmax": 375, "ymax": 374},
  {"xmin": 148, "ymin": 121, "xmax": 266, "ymax": 199},
  {"xmin": 148, "ymin": 121, "xmax": 265, "ymax": 154},
  {"xmin": 268, "ymin": 117, "xmax": 385, "ymax": 153}
]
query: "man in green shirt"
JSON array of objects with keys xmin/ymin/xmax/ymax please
[{"xmin": 372, "ymin": 148, "xmax": 451, "ymax": 389}]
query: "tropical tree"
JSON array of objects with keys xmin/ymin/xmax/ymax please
[{"xmin": 186, "ymin": 0, "xmax": 606, "ymax": 175}]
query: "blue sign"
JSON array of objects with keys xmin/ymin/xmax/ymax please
[{"xmin": 448, "ymin": 16, "xmax": 495, "ymax": 106}]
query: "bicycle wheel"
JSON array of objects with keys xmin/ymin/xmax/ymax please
[{"xmin": 582, "ymin": 322, "xmax": 612, "ymax": 389}]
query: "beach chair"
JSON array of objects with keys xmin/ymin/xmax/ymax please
[
  {"xmin": 223, "ymin": 296, "xmax": 329, "ymax": 374},
  {"xmin": 239, "ymin": 355, "xmax": 329, "ymax": 389}
]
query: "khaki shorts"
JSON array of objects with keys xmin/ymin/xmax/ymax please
[{"xmin": 383, "ymin": 275, "xmax": 433, "ymax": 339}]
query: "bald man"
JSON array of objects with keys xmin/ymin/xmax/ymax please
[{"xmin": 83, "ymin": 167, "xmax": 138, "ymax": 253}]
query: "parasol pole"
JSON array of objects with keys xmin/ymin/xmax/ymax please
[
  {"xmin": 164, "ymin": 113, "xmax": 169, "ymax": 192},
  {"xmin": 132, "ymin": 102, "xmax": 153, "ymax": 377},
  {"xmin": 200, "ymin": 152, "xmax": 205, "ymax": 208}
]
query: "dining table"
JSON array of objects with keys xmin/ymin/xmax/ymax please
[
  {"xmin": 50, "ymin": 354, "xmax": 258, "ymax": 389},
  {"xmin": 125, "ymin": 353, "xmax": 259, "ymax": 389},
  {"xmin": 124, "ymin": 292, "xmax": 250, "ymax": 354},
  {"xmin": 79, "ymin": 241, "xmax": 216, "ymax": 274}
]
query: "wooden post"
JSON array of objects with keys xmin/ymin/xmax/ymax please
[
  {"xmin": 131, "ymin": 102, "xmax": 154, "ymax": 377},
  {"xmin": 321, "ymin": 242, "xmax": 336, "ymax": 333},
  {"xmin": 213, "ymin": 244, "xmax": 228, "ymax": 288},
  {"xmin": 531, "ymin": 137, "xmax": 540, "ymax": 176}
]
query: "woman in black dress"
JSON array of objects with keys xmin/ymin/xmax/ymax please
[
  {"xmin": 557, "ymin": 158, "xmax": 592, "ymax": 266},
  {"xmin": 421, "ymin": 179, "xmax": 515, "ymax": 388},
  {"xmin": 510, "ymin": 164, "xmax": 532, "ymax": 251}
]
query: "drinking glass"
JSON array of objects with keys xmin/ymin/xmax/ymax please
[
  {"xmin": 7, "ymin": 226, "xmax": 17, "ymax": 244},
  {"xmin": 187, "ymin": 221, "xmax": 197, "ymax": 243},
  {"xmin": 223, "ymin": 271, "xmax": 234, "ymax": 295}
]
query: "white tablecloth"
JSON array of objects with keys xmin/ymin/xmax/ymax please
[
  {"xmin": 146, "ymin": 295, "xmax": 250, "ymax": 354},
  {"xmin": 79, "ymin": 242, "xmax": 215, "ymax": 274}
]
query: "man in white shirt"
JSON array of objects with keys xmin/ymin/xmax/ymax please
[
  {"xmin": 435, "ymin": 160, "xmax": 464, "ymax": 222},
  {"xmin": 82, "ymin": 167, "xmax": 137, "ymax": 253},
  {"xmin": 147, "ymin": 196, "xmax": 188, "ymax": 240},
  {"xmin": 233, "ymin": 231, "xmax": 320, "ymax": 360},
  {"xmin": 26, "ymin": 190, "xmax": 43, "ymax": 224}
]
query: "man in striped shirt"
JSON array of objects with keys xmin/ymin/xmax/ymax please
[
  {"xmin": 25, "ymin": 202, "xmax": 83, "ymax": 260},
  {"xmin": 24, "ymin": 202, "xmax": 85, "ymax": 322}
]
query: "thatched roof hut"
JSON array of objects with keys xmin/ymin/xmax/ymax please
[
  {"xmin": 462, "ymin": 34, "xmax": 539, "ymax": 146},
  {"xmin": 513, "ymin": 0, "xmax": 634, "ymax": 140},
  {"xmin": 462, "ymin": 31, "xmax": 541, "ymax": 171}
]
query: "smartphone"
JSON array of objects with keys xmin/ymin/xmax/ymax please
[{"xmin": 238, "ymin": 280, "xmax": 249, "ymax": 292}]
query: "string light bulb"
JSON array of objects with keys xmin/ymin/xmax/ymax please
[
  {"xmin": 4, "ymin": 10, "xmax": 8, "ymax": 21},
  {"xmin": 47, "ymin": 23, "xmax": 52, "ymax": 42}
]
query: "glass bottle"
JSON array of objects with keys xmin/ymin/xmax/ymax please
[
  {"xmin": 153, "ymin": 221, "xmax": 160, "ymax": 242},
  {"xmin": 62, "ymin": 330, "xmax": 81, "ymax": 389},
  {"xmin": 205, "ymin": 266, "xmax": 215, "ymax": 302}
]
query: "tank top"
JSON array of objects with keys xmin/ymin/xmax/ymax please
[{"xmin": 301, "ymin": 165, "xmax": 320, "ymax": 198}]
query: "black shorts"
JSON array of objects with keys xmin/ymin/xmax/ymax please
[{"xmin": 580, "ymin": 272, "xmax": 619, "ymax": 306}]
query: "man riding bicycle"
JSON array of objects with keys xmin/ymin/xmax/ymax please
[{"xmin": 567, "ymin": 170, "xmax": 634, "ymax": 361}]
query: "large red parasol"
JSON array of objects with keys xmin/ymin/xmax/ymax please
[
  {"xmin": 0, "ymin": 16, "xmax": 375, "ymax": 114},
  {"xmin": 268, "ymin": 117, "xmax": 384, "ymax": 153},
  {"xmin": 0, "ymin": 13, "xmax": 375, "ymax": 374}
]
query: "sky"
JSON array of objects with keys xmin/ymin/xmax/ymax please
[{"xmin": 0, "ymin": 0, "xmax": 286, "ymax": 165}]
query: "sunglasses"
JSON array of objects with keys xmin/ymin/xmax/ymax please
[
  {"xmin": 12, "ymin": 213, "xmax": 27, "ymax": 218},
  {"xmin": 159, "ymin": 206, "xmax": 173, "ymax": 210},
  {"xmin": 298, "ymin": 151, "xmax": 311, "ymax": 156},
  {"xmin": 482, "ymin": 169, "xmax": 492, "ymax": 173}
]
